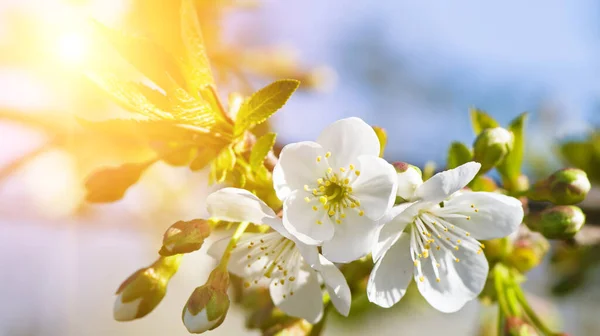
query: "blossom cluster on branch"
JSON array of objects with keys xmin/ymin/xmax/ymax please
[{"xmin": 71, "ymin": 1, "xmax": 592, "ymax": 335}]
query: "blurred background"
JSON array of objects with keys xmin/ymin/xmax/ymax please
[{"xmin": 1, "ymin": 0, "xmax": 599, "ymax": 335}]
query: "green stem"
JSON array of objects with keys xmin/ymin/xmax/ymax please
[
  {"xmin": 497, "ymin": 304, "xmax": 505, "ymax": 336},
  {"xmin": 505, "ymin": 285, "xmax": 522, "ymax": 317},
  {"xmin": 493, "ymin": 264, "xmax": 511, "ymax": 317},
  {"xmin": 512, "ymin": 283, "xmax": 559, "ymax": 336},
  {"xmin": 219, "ymin": 221, "xmax": 250, "ymax": 267}
]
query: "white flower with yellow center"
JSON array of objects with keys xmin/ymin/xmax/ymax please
[
  {"xmin": 206, "ymin": 188, "xmax": 351, "ymax": 323},
  {"xmin": 368, "ymin": 162, "xmax": 524, "ymax": 312},
  {"xmin": 273, "ymin": 117, "xmax": 397, "ymax": 263}
]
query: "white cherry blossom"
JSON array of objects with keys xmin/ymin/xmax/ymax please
[
  {"xmin": 206, "ymin": 188, "xmax": 351, "ymax": 323},
  {"xmin": 368, "ymin": 162, "xmax": 524, "ymax": 312},
  {"xmin": 273, "ymin": 117, "xmax": 397, "ymax": 263}
]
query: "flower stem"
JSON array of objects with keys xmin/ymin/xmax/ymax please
[
  {"xmin": 512, "ymin": 282, "xmax": 559, "ymax": 336},
  {"xmin": 219, "ymin": 221, "xmax": 250, "ymax": 267},
  {"xmin": 493, "ymin": 264, "xmax": 511, "ymax": 318}
]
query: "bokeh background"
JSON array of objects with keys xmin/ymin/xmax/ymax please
[{"xmin": 1, "ymin": 0, "xmax": 599, "ymax": 335}]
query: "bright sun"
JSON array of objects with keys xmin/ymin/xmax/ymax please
[{"xmin": 55, "ymin": 31, "xmax": 89, "ymax": 66}]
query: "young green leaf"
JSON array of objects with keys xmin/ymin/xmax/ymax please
[
  {"xmin": 250, "ymin": 132, "xmax": 277, "ymax": 170},
  {"xmin": 372, "ymin": 126, "xmax": 387, "ymax": 158},
  {"xmin": 497, "ymin": 113, "xmax": 528, "ymax": 184},
  {"xmin": 447, "ymin": 141, "xmax": 473, "ymax": 169},
  {"xmin": 190, "ymin": 147, "xmax": 219, "ymax": 171},
  {"xmin": 85, "ymin": 160, "xmax": 155, "ymax": 203},
  {"xmin": 470, "ymin": 107, "xmax": 500, "ymax": 135},
  {"xmin": 91, "ymin": 20, "xmax": 185, "ymax": 91},
  {"xmin": 233, "ymin": 79, "xmax": 300, "ymax": 136},
  {"xmin": 180, "ymin": 0, "xmax": 215, "ymax": 93},
  {"xmin": 85, "ymin": 72, "xmax": 172, "ymax": 120}
]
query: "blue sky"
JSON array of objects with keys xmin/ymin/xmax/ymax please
[{"xmin": 252, "ymin": 0, "xmax": 600, "ymax": 164}]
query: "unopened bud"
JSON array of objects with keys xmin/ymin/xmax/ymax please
[
  {"xmin": 529, "ymin": 168, "xmax": 591, "ymax": 205},
  {"xmin": 504, "ymin": 174, "xmax": 530, "ymax": 195},
  {"xmin": 114, "ymin": 255, "xmax": 182, "ymax": 321},
  {"xmin": 159, "ymin": 219, "xmax": 211, "ymax": 256},
  {"xmin": 473, "ymin": 127, "xmax": 513, "ymax": 173},
  {"xmin": 182, "ymin": 267, "xmax": 230, "ymax": 334},
  {"xmin": 392, "ymin": 162, "xmax": 422, "ymax": 201},
  {"xmin": 504, "ymin": 317, "xmax": 539, "ymax": 336},
  {"xmin": 506, "ymin": 230, "xmax": 550, "ymax": 273},
  {"xmin": 526, "ymin": 206, "xmax": 585, "ymax": 239}
]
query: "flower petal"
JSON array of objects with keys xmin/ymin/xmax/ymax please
[
  {"xmin": 372, "ymin": 202, "xmax": 419, "ymax": 262},
  {"xmin": 274, "ymin": 141, "xmax": 329, "ymax": 200},
  {"xmin": 316, "ymin": 117, "xmax": 380, "ymax": 169},
  {"xmin": 315, "ymin": 255, "xmax": 351, "ymax": 316},
  {"xmin": 416, "ymin": 241, "xmax": 489, "ymax": 313},
  {"xmin": 415, "ymin": 162, "xmax": 481, "ymax": 203},
  {"xmin": 207, "ymin": 188, "xmax": 276, "ymax": 223},
  {"xmin": 283, "ymin": 190, "xmax": 334, "ymax": 245},
  {"xmin": 295, "ymin": 241, "xmax": 320, "ymax": 268},
  {"xmin": 351, "ymin": 156, "xmax": 397, "ymax": 221},
  {"xmin": 321, "ymin": 210, "xmax": 378, "ymax": 263},
  {"xmin": 367, "ymin": 233, "xmax": 413, "ymax": 308},
  {"xmin": 441, "ymin": 192, "xmax": 524, "ymax": 240},
  {"xmin": 270, "ymin": 263, "xmax": 323, "ymax": 323},
  {"xmin": 396, "ymin": 166, "xmax": 423, "ymax": 201}
]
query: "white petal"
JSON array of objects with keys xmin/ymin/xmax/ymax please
[
  {"xmin": 270, "ymin": 263, "xmax": 324, "ymax": 323},
  {"xmin": 367, "ymin": 233, "xmax": 413, "ymax": 308},
  {"xmin": 274, "ymin": 141, "xmax": 329, "ymax": 200},
  {"xmin": 295, "ymin": 240, "xmax": 320, "ymax": 268},
  {"xmin": 283, "ymin": 190, "xmax": 334, "ymax": 245},
  {"xmin": 316, "ymin": 117, "xmax": 380, "ymax": 169},
  {"xmin": 207, "ymin": 233, "xmax": 278, "ymax": 278},
  {"xmin": 182, "ymin": 308, "xmax": 222, "ymax": 334},
  {"xmin": 321, "ymin": 210, "xmax": 378, "ymax": 263},
  {"xmin": 207, "ymin": 188, "xmax": 276, "ymax": 223},
  {"xmin": 416, "ymin": 242, "xmax": 489, "ymax": 313},
  {"xmin": 315, "ymin": 254, "xmax": 351, "ymax": 316},
  {"xmin": 415, "ymin": 162, "xmax": 481, "ymax": 203},
  {"xmin": 351, "ymin": 156, "xmax": 397, "ymax": 221},
  {"xmin": 396, "ymin": 166, "xmax": 423, "ymax": 201},
  {"xmin": 372, "ymin": 202, "xmax": 419, "ymax": 262},
  {"xmin": 442, "ymin": 192, "xmax": 524, "ymax": 240},
  {"xmin": 113, "ymin": 294, "xmax": 142, "ymax": 321}
]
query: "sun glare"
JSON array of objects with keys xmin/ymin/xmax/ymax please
[{"xmin": 55, "ymin": 31, "xmax": 89, "ymax": 66}]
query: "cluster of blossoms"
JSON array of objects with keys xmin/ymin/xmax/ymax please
[{"xmin": 169, "ymin": 117, "xmax": 524, "ymax": 329}]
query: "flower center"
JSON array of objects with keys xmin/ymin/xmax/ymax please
[
  {"xmin": 234, "ymin": 233, "xmax": 301, "ymax": 299},
  {"xmin": 303, "ymin": 152, "xmax": 365, "ymax": 225},
  {"xmin": 407, "ymin": 203, "xmax": 484, "ymax": 284}
]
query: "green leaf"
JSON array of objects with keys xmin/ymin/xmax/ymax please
[
  {"xmin": 85, "ymin": 73, "xmax": 172, "ymax": 120},
  {"xmin": 85, "ymin": 160, "xmax": 155, "ymax": 203},
  {"xmin": 91, "ymin": 20, "xmax": 185, "ymax": 91},
  {"xmin": 372, "ymin": 126, "xmax": 387, "ymax": 158},
  {"xmin": 469, "ymin": 107, "xmax": 499, "ymax": 135},
  {"xmin": 447, "ymin": 141, "xmax": 473, "ymax": 169},
  {"xmin": 498, "ymin": 113, "xmax": 528, "ymax": 183},
  {"xmin": 168, "ymin": 83, "xmax": 220, "ymax": 129},
  {"xmin": 180, "ymin": 0, "xmax": 215, "ymax": 93},
  {"xmin": 159, "ymin": 219, "xmax": 211, "ymax": 256},
  {"xmin": 190, "ymin": 147, "xmax": 219, "ymax": 171},
  {"xmin": 234, "ymin": 79, "xmax": 300, "ymax": 136},
  {"xmin": 250, "ymin": 133, "xmax": 277, "ymax": 170}
]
